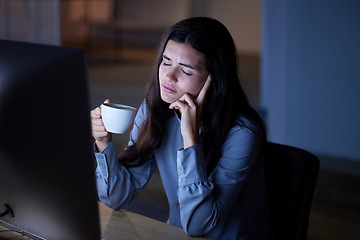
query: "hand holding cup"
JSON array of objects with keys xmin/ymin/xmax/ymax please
[
  {"xmin": 90, "ymin": 99, "xmax": 136, "ymax": 152},
  {"xmin": 100, "ymin": 103, "xmax": 137, "ymax": 134}
]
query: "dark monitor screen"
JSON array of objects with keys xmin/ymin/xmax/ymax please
[{"xmin": 0, "ymin": 40, "xmax": 101, "ymax": 240}]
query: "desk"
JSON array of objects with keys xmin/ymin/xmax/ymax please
[
  {"xmin": 0, "ymin": 202, "xmax": 212, "ymax": 240},
  {"xmin": 99, "ymin": 202, "xmax": 212, "ymax": 240}
]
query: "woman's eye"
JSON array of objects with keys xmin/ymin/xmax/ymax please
[
  {"xmin": 163, "ymin": 62, "xmax": 171, "ymax": 66},
  {"xmin": 182, "ymin": 69, "xmax": 191, "ymax": 76}
]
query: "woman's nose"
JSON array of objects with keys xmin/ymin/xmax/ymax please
[{"xmin": 165, "ymin": 68, "xmax": 178, "ymax": 82}]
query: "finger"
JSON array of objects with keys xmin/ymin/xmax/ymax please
[
  {"xmin": 91, "ymin": 107, "xmax": 102, "ymax": 118},
  {"xmin": 179, "ymin": 93, "xmax": 196, "ymax": 108},
  {"xmin": 169, "ymin": 93, "xmax": 194, "ymax": 109},
  {"xmin": 91, "ymin": 117, "xmax": 105, "ymax": 127},
  {"xmin": 91, "ymin": 119, "xmax": 109, "ymax": 136},
  {"xmin": 98, "ymin": 99, "xmax": 110, "ymax": 117},
  {"xmin": 91, "ymin": 119, "xmax": 107, "ymax": 135},
  {"xmin": 169, "ymin": 101, "xmax": 183, "ymax": 110},
  {"xmin": 91, "ymin": 99, "xmax": 110, "ymax": 118},
  {"xmin": 169, "ymin": 98, "xmax": 189, "ymax": 110},
  {"xmin": 196, "ymin": 75, "xmax": 212, "ymax": 104},
  {"xmin": 92, "ymin": 127, "xmax": 106, "ymax": 136},
  {"xmin": 92, "ymin": 125, "xmax": 107, "ymax": 134}
]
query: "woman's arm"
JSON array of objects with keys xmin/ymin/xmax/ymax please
[
  {"xmin": 94, "ymin": 101, "xmax": 157, "ymax": 210},
  {"xmin": 176, "ymin": 123, "xmax": 263, "ymax": 236}
]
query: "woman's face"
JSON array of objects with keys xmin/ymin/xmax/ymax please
[{"xmin": 159, "ymin": 40, "xmax": 209, "ymax": 104}]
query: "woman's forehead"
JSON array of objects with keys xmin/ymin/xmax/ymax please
[{"xmin": 163, "ymin": 40, "xmax": 206, "ymax": 67}]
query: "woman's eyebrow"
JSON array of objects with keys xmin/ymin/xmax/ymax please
[
  {"xmin": 163, "ymin": 54, "xmax": 171, "ymax": 61},
  {"xmin": 163, "ymin": 54, "xmax": 195, "ymax": 70},
  {"xmin": 179, "ymin": 62, "xmax": 195, "ymax": 69}
]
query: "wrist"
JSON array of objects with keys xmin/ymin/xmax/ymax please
[
  {"xmin": 183, "ymin": 135, "xmax": 199, "ymax": 149},
  {"xmin": 95, "ymin": 136, "xmax": 111, "ymax": 152}
]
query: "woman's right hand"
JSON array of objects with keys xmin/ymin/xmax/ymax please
[{"xmin": 91, "ymin": 99, "xmax": 111, "ymax": 152}]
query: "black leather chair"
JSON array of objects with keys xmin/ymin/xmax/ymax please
[{"xmin": 264, "ymin": 142, "xmax": 320, "ymax": 240}]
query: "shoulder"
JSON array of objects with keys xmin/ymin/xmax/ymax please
[
  {"xmin": 222, "ymin": 115, "xmax": 264, "ymax": 154},
  {"xmin": 229, "ymin": 115, "xmax": 262, "ymax": 137},
  {"xmin": 137, "ymin": 100, "xmax": 147, "ymax": 116},
  {"xmin": 133, "ymin": 100, "xmax": 148, "ymax": 125},
  {"xmin": 212, "ymin": 115, "xmax": 264, "ymax": 176}
]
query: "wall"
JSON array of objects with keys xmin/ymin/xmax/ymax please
[
  {"xmin": 61, "ymin": 0, "xmax": 261, "ymax": 54},
  {"xmin": 206, "ymin": 0, "xmax": 261, "ymax": 54},
  {"xmin": 63, "ymin": 0, "xmax": 190, "ymax": 28},
  {"xmin": 0, "ymin": 0, "xmax": 60, "ymax": 45},
  {"xmin": 261, "ymin": 0, "xmax": 360, "ymax": 161}
]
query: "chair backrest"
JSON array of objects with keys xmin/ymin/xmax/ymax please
[{"xmin": 263, "ymin": 142, "xmax": 320, "ymax": 240}]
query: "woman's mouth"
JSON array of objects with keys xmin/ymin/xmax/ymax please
[{"xmin": 162, "ymin": 84, "xmax": 177, "ymax": 94}]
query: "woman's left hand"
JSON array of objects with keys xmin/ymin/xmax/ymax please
[{"xmin": 169, "ymin": 75, "xmax": 212, "ymax": 149}]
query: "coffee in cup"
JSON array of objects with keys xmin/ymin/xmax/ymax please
[{"xmin": 100, "ymin": 103, "xmax": 137, "ymax": 134}]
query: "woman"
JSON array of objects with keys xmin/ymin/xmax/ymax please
[{"xmin": 91, "ymin": 17, "xmax": 274, "ymax": 239}]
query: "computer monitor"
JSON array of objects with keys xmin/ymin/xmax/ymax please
[{"xmin": 0, "ymin": 40, "xmax": 101, "ymax": 240}]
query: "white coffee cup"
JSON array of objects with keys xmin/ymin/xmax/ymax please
[{"xmin": 100, "ymin": 103, "xmax": 137, "ymax": 134}]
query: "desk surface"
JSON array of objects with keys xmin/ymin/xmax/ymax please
[
  {"xmin": 0, "ymin": 202, "xmax": 212, "ymax": 240},
  {"xmin": 99, "ymin": 202, "xmax": 212, "ymax": 240}
]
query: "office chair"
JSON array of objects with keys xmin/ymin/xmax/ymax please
[{"xmin": 263, "ymin": 142, "xmax": 320, "ymax": 240}]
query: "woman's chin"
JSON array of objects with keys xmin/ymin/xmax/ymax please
[{"xmin": 160, "ymin": 93, "xmax": 178, "ymax": 104}]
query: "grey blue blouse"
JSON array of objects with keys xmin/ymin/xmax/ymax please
[{"xmin": 95, "ymin": 102, "xmax": 274, "ymax": 239}]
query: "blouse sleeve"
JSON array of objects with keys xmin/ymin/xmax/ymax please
[
  {"xmin": 95, "ymin": 101, "xmax": 156, "ymax": 210},
  {"xmin": 176, "ymin": 123, "xmax": 263, "ymax": 236}
]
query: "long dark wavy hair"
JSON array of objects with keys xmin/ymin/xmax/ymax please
[{"xmin": 118, "ymin": 17, "xmax": 266, "ymax": 174}]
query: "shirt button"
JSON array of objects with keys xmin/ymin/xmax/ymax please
[
  {"xmin": 178, "ymin": 179, "xmax": 183, "ymax": 184},
  {"xmin": 177, "ymin": 166, "xmax": 182, "ymax": 171}
]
